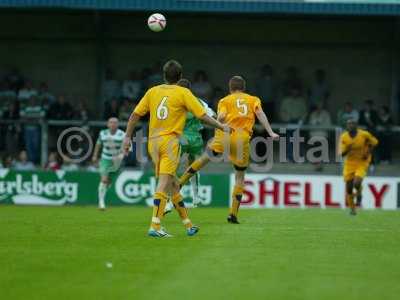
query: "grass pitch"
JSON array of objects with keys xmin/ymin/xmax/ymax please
[{"xmin": 1, "ymin": 206, "xmax": 400, "ymax": 300}]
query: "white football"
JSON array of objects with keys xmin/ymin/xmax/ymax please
[{"xmin": 147, "ymin": 13, "xmax": 166, "ymax": 32}]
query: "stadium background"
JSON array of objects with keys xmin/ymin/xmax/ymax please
[{"xmin": 0, "ymin": 0, "xmax": 399, "ymax": 209}]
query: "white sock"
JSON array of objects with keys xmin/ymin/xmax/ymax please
[
  {"xmin": 98, "ymin": 182, "xmax": 108, "ymax": 209},
  {"xmin": 165, "ymin": 200, "xmax": 174, "ymax": 212},
  {"xmin": 190, "ymin": 173, "xmax": 200, "ymax": 205}
]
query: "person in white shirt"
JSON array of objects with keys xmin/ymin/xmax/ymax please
[
  {"xmin": 18, "ymin": 81, "xmax": 37, "ymax": 101},
  {"xmin": 14, "ymin": 150, "xmax": 35, "ymax": 171}
]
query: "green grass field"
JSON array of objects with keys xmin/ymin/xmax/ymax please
[{"xmin": 1, "ymin": 206, "xmax": 400, "ymax": 300}]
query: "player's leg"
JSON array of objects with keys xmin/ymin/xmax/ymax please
[
  {"xmin": 179, "ymin": 152, "xmax": 210, "ymax": 187},
  {"xmin": 98, "ymin": 159, "xmax": 112, "ymax": 210},
  {"xmin": 171, "ymin": 178, "xmax": 199, "ymax": 236},
  {"xmin": 354, "ymin": 164, "xmax": 368, "ymax": 207},
  {"xmin": 227, "ymin": 131, "xmax": 249, "ymax": 223},
  {"xmin": 345, "ymin": 179, "xmax": 356, "ymax": 215},
  {"xmin": 98, "ymin": 175, "xmax": 109, "ymax": 210},
  {"xmin": 228, "ymin": 168, "xmax": 246, "ymax": 224},
  {"xmin": 343, "ymin": 162, "xmax": 357, "ymax": 215},
  {"xmin": 148, "ymin": 174, "xmax": 173, "ymax": 237},
  {"xmin": 188, "ymin": 154, "xmax": 201, "ymax": 207}
]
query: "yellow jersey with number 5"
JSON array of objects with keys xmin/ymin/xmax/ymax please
[
  {"xmin": 133, "ymin": 84, "xmax": 206, "ymax": 138},
  {"xmin": 217, "ymin": 92, "xmax": 262, "ymax": 135}
]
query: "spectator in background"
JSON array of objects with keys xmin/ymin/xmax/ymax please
[
  {"xmin": 255, "ymin": 64, "xmax": 277, "ymax": 122},
  {"xmin": 308, "ymin": 103, "xmax": 332, "ymax": 171},
  {"xmin": 359, "ymin": 99, "xmax": 379, "ymax": 133},
  {"xmin": 147, "ymin": 61, "xmax": 163, "ymax": 87},
  {"xmin": 279, "ymin": 87, "xmax": 307, "ymax": 162},
  {"xmin": 48, "ymin": 95, "xmax": 73, "ymax": 119},
  {"xmin": 122, "ymin": 71, "xmax": 142, "ymax": 101},
  {"xmin": 359, "ymin": 99, "xmax": 379, "ymax": 171},
  {"xmin": 101, "ymin": 68, "xmax": 120, "ymax": 102},
  {"xmin": 5, "ymin": 67, "xmax": 24, "ymax": 91},
  {"xmin": 74, "ymin": 101, "xmax": 90, "ymax": 122},
  {"xmin": 1, "ymin": 153, "xmax": 14, "ymax": 169},
  {"xmin": 0, "ymin": 80, "xmax": 17, "ymax": 100},
  {"xmin": 20, "ymin": 96, "xmax": 45, "ymax": 164},
  {"xmin": 192, "ymin": 70, "xmax": 213, "ymax": 101},
  {"xmin": 337, "ymin": 102, "xmax": 359, "ymax": 128},
  {"xmin": 377, "ymin": 105, "xmax": 393, "ymax": 163},
  {"xmin": 308, "ymin": 69, "xmax": 330, "ymax": 111},
  {"xmin": 2, "ymin": 101, "xmax": 21, "ymax": 154},
  {"xmin": 282, "ymin": 66, "xmax": 303, "ymax": 96},
  {"xmin": 119, "ymin": 99, "xmax": 132, "ymax": 121},
  {"xmin": 210, "ymin": 86, "xmax": 225, "ymax": 111},
  {"xmin": 103, "ymin": 98, "xmax": 119, "ymax": 120},
  {"xmin": 17, "ymin": 80, "xmax": 37, "ymax": 102},
  {"xmin": 279, "ymin": 87, "xmax": 308, "ymax": 124},
  {"xmin": 37, "ymin": 82, "xmax": 55, "ymax": 103},
  {"xmin": 14, "ymin": 150, "xmax": 35, "ymax": 171},
  {"xmin": 140, "ymin": 67, "xmax": 152, "ymax": 91},
  {"xmin": 60, "ymin": 153, "xmax": 79, "ymax": 171},
  {"xmin": 46, "ymin": 151, "xmax": 61, "ymax": 171}
]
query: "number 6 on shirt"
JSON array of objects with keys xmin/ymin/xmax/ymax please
[{"xmin": 156, "ymin": 96, "xmax": 169, "ymax": 120}]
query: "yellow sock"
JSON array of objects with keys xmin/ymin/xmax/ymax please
[
  {"xmin": 229, "ymin": 185, "xmax": 244, "ymax": 217},
  {"xmin": 346, "ymin": 193, "xmax": 355, "ymax": 210},
  {"xmin": 179, "ymin": 158, "xmax": 206, "ymax": 186},
  {"xmin": 150, "ymin": 192, "xmax": 168, "ymax": 231},
  {"xmin": 172, "ymin": 193, "xmax": 193, "ymax": 229}
]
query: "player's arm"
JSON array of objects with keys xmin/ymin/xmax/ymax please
[
  {"xmin": 123, "ymin": 112, "xmax": 142, "ymax": 155},
  {"xmin": 199, "ymin": 114, "xmax": 228, "ymax": 132},
  {"xmin": 92, "ymin": 141, "xmax": 101, "ymax": 163},
  {"xmin": 123, "ymin": 92, "xmax": 149, "ymax": 155},
  {"xmin": 185, "ymin": 92, "xmax": 229, "ymax": 132},
  {"xmin": 363, "ymin": 133, "xmax": 379, "ymax": 159},
  {"xmin": 339, "ymin": 136, "xmax": 351, "ymax": 157},
  {"xmin": 255, "ymin": 107, "xmax": 279, "ymax": 140}
]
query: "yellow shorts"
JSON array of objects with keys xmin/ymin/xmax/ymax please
[
  {"xmin": 148, "ymin": 134, "xmax": 181, "ymax": 177},
  {"xmin": 343, "ymin": 161, "xmax": 369, "ymax": 182},
  {"xmin": 209, "ymin": 130, "xmax": 250, "ymax": 168}
]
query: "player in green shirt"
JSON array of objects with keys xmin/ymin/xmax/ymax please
[
  {"xmin": 165, "ymin": 79, "xmax": 215, "ymax": 213},
  {"xmin": 92, "ymin": 117, "xmax": 125, "ymax": 210}
]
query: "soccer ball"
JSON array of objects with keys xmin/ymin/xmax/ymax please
[{"xmin": 147, "ymin": 13, "xmax": 167, "ymax": 32}]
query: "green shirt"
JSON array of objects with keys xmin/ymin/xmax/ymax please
[
  {"xmin": 97, "ymin": 129, "xmax": 125, "ymax": 160},
  {"xmin": 183, "ymin": 98, "xmax": 214, "ymax": 137}
]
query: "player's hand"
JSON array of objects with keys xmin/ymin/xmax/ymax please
[
  {"xmin": 221, "ymin": 124, "xmax": 233, "ymax": 133},
  {"xmin": 269, "ymin": 132, "xmax": 280, "ymax": 140},
  {"xmin": 122, "ymin": 136, "xmax": 132, "ymax": 156}
]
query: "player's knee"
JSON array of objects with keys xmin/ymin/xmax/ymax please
[
  {"xmin": 235, "ymin": 194, "xmax": 243, "ymax": 202},
  {"xmin": 178, "ymin": 201, "xmax": 185, "ymax": 208},
  {"xmin": 234, "ymin": 164, "xmax": 247, "ymax": 171},
  {"xmin": 346, "ymin": 182, "xmax": 353, "ymax": 194}
]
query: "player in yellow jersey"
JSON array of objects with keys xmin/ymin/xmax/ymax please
[
  {"xmin": 122, "ymin": 60, "xmax": 229, "ymax": 237},
  {"xmin": 339, "ymin": 119, "xmax": 378, "ymax": 215},
  {"xmin": 179, "ymin": 76, "xmax": 279, "ymax": 224}
]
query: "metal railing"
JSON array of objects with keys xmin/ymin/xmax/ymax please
[{"xmin": 1, "ymin": 119, "xmax": 399, "ymax": 167}]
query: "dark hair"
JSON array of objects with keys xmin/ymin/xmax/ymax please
[
  {"xmin": 229, "ymin": 76, "xmax": 246, "ymax": 92},
  {"xmin": 163, "ymin": 60, "xmax": 183, "ymax": 84},
  {"xmin": 177, "ymin": 78, "xmax": 191, "ymax": 89}
]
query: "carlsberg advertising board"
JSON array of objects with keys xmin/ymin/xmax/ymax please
[
  {"xmin": 0, "ymin": 169, "xmax": 229, "ymax": 207},
  {"xmin": 0, "ymin": 170, "xmax": 398, "ymax": 209}
]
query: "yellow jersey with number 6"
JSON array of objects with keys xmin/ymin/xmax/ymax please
[
  {"xmin": 217, "ymin": 92, "xmax": 262, "ymax": 135},
  {"xmin": 133, "ymin": 84, "xmax": 206, "ymax": 138}
]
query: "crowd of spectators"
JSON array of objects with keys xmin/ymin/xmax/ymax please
[{"xmin": 0, "ymin": 64, "xmax": 398, "ymax": 170}]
